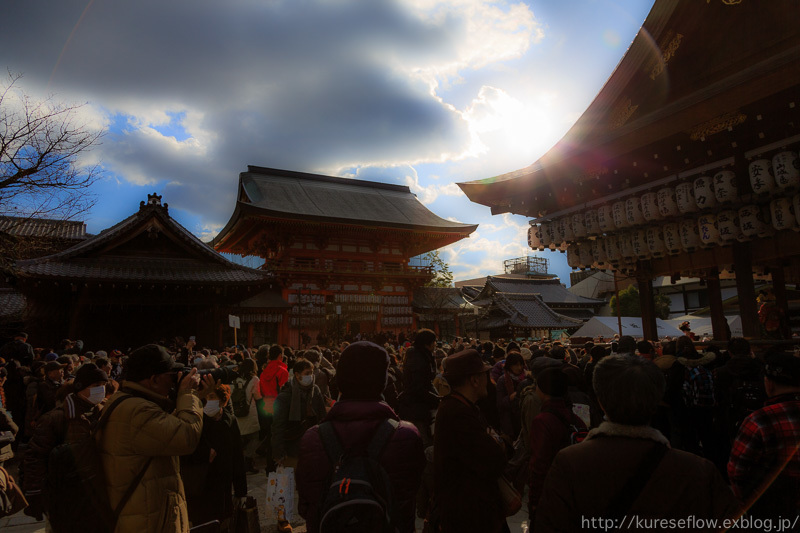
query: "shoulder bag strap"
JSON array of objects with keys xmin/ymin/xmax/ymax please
[
  {"xmin": 366, "ymin": 419, "xmax": 399, "ymax": 460},
  {"xmin": 318, "ymin": 421, "xmax": 342, "ymax": 467},
  {"xmin": 604, "ymin": 443, "xmax": 668, "ymax": 520},
  {"xmin": 95, "ymin": 394, "xmax": 155, "ymax": 525}
]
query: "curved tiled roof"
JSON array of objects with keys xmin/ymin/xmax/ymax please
[
  {"xmin": 15, "ymin": 201, "xmax": 268, "ymax": 285},
  {"xmin": 477, "ymin": 276, "xmax": 605, "ymax": 306},
  {"xmin": 0, "ymin": 216, "xmax": 88, "ymax": 241},
  {"xmin": 491, "ymin": 292, "xmax": 583, "ymax": 329}
]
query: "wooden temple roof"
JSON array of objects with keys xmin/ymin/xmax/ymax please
[
  {"xmin": 0, "ymin": 216, "xmax": 89, "ymax": 241},
  {"xmin": 481, "ymin": 292, "xmax": 583, "ymax": 330},
  {"xmin": 15, "ymin": 195, "xmax": 269, "ymax": 286},
  {"xmin": 472, "ymin": 276, "xmax": 605, "ymax": 308},
  {"xmin": 458, "ymin": 0, "xmax": 800, "ymax": 217},
  {"xmin": 213, "ymin": 166, "xmax": 477, "ymax": 254}
]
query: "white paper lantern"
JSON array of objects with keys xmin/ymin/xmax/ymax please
[
  {"xmin": 693, "ymin": 176, "xmax": 717, "ymax": 210},
  {"xmin": 646, "ymin": 226, "xmax": 667, "ymax": 257},
  {"xmin": 675, "ymin": 182, "xmax": 698, "ymax": 214},
  {"xmin": 770, "ymin": 197, "xmax": 797, "ymax": 231},
  {"xmin": 663, "ymin": 223, "xmax": 681, "ymax": 255},
  {"xmin": 540, "ymin": 221, "xmax": 553, "ymax": 248},
  {"xmin": 597, "ymin": 205, "xmax": 614, "ymax": 232},
  {"xmin": 551, "ymin": 219, "xmax": 564, "ymax": 246},
  {"xmin": 679, "ymin": 218, "xmax": 700, "ymax": 252},
  {"xmin": 528, "ymin": 225, "xmax": 543, "ymax": 250},
  {"xmin": 605, "ymin": 235, "xmax": 621, "ymax": 264},
  {"xmin": 631, "ymin": 228, "xmax": 650, "ymax": 260},
  {"xmin": 612, "ymin": 201, "xmax": 629, "ymax": 229},
  {"xmin": 739, "ymin": 204, "xmax": 771, "ymax": 237},
  {"xmin": 557, "ymin": 217, "xmax": 574, "ymax": 243},
  {"xmin": 717, "ymin": 210, "xmax": 744, "ymax": 242},
  {"xmin": 585, "ymin": 209, "xmax": 600, "ymax": 236},
  {"xmin": 713, "ymin": 171, "xmax": 738, "ymax": 204},
  {"xmin": 698, "ymin": 214, "xmax": 720, "ymax": 247},
  {"xmin": 567, "ymin": 246, "xmax": 581, "ymax": 268},
  {"xmin": 624, "ymin": 197, "xmax": 644, "ymax": 226},
  {"xmin": 579, "ymin": 245, "xmax": 593, "ymax": 268},
  {"xmin": 572, "ymin": 213, "xmax": 587, "ymax": 239},
  {"xmin": 772, "ymin": 151, "xmax": 800, "ymax": 191},
  {"xmin": 618, "ymin": 231, "xmax": 634, "ymax": 260},
  {"xmin": 640, "ymin": 192, "xmax": 661, "ymax": 222},
  {"xmin": 657, "ymin": 187, "xmax": 679, "ymax": 217},
  {"xmin": 591, "ymin": 239, "xmax": 607, "ymax": 265},
  {"xmin": 749, "ymin": 159, "xmax": 776, "ymax": 196}
]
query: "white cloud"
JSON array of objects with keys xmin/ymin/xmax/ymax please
[{"xmin": 402, "ymin": 172, "xmax": 464, "ymax": 205}]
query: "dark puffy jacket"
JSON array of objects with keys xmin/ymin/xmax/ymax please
[
  {"xmin": 296, "ymin": 400, "xmax": 425, "ymax": 533},
  {"xmin": 21, "ymin": 394, "xmax": 100, "ymax": 497},
  {"xmin": 399, "ymin": 346, "xmax": 439, "ymax": 421}
]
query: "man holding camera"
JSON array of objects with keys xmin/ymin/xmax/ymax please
[{"xmin": 98, "ymin": 344, "xmax": 213, "ymax": 533}]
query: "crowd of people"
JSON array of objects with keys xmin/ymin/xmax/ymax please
[{"xmin": 0, "ymin": 328, "xmax": 797, "ymax": 532}]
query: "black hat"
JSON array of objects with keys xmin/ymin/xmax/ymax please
[
  {"xmin": 125, "ymin": 344, "xmax": 184, "ymax": 382},
  {"xmin": 73, "ymin": 363, "xmax": 108, "ymax": 392},
  {"xmin": 56, "ymin": 355, "xmax": 73, "ymax": 366},
  {"xmin": 337, "ymin": 341, "xmax": 389, "ymax": 400},
  {"xmin": 764, "ymin": 352, "xmax": 800, "ymax": 386},
  {"xmin": 44, "ymin": 361, "xmax": 67, "ymax": 374},
  {"xmin": 443, "ymin": 349, "xmax": 492, "ymax": 378},
  {"xmin": 536, "ymin": 367, "xmax": 568, "ymax": 397}
]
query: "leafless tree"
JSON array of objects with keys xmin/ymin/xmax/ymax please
[{"xmin": 0, "ymin": 71, "xmax": 103, "ymax": 223}]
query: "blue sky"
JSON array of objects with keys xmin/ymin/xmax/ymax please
[{"xmin": 1, "ymin": 0, "xmax": 654, "ymax": 285}]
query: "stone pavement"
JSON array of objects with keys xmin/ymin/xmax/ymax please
[{"xmin": 1, "ymin": 451, "xmax": 530, "ymax": 533}]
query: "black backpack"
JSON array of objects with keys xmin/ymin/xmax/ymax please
[
  {"xmin": 317, "ymin": 418, "xmax": 398, "ymax": 533},
  {"xmin": 231, "ymin": 377, "xmax": 251, "ymax": 417},
  {"xmin": 46, "ymin": 395, "xmax": 151, "ymax": 533}
]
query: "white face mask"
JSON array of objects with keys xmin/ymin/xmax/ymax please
[
  {"xmin": 87, "ymin": 385, "xmax": 106, "ymax": 405},
  {"xmin": 203, "ymin": 400, "xmax": 220, "ymax": 417},
  {"xmin": 299, "ymin": 374, "xmax": 313, "ymax": 387}
]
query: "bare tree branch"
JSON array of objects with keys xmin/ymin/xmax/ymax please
[{"xmin": 0, "ymin": 70, "xmax": 104, "ymax": 223}]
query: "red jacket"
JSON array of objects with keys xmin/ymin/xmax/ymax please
[
  {"xmin": 259, "ymin": 360, "xmax": 289, "ymax": 398},
  {"xmin": 296, "ymin": 400, "xmax": 425, "ymax": 533}
]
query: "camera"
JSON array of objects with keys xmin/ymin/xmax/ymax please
[{"xmin": 196, "ymin": 365, "xmax": 239, "ymax": 384}]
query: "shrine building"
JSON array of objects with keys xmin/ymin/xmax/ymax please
[
  {"xmin": 213, "ymin": 166, "xmax": 477, "ymax": 346},
  {"xmin": 12, "ymin": 195, "xmax": 273, "ymax": 349},
  {"xmin": 459, "ymin": 0, "xmax": 800, "ymax": 342}
]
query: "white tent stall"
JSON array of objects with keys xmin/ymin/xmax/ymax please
[{"xmin": 570, "ymin": 316, "xmax": 684, "ymax": 339}]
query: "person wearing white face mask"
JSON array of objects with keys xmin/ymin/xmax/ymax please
[
  {"xmin": 21, "ymin": 363, "xmax": 109, "ymax": 524},
  {"xmin": 271, "ymin": 359, "xmax": 326, "ymax": 470},
  {"xmin": 181, "ymin": 384, "xmax": 247, "ymax": 531}
]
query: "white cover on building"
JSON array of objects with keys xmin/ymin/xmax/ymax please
[{"xmin": 570, "ymin": 317, "xmax": 683, "ymax": 339}]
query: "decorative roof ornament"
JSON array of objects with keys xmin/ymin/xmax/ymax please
[
  {"xmin": 139, "ymin": 193, "xmax": 169, "ymax": 213},
  {"xmin": 649, "ymin": 31, "xmax": 683, "ymax": 81},
  {"xmin": 687, "ymin": 110, "xmax": 747, "ymax": 141}
]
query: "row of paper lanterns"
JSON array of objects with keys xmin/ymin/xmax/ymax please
[
  {"xmin": 529, "ymin": 149, "xmax": 799, "ymax": 247},
  {"xmin": 540, "ymin": 195, "xmax": 799, "ymax": 270}
]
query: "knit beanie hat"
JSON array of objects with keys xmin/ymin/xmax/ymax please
[{"xmin": 337, "ymin": 341, "xmax": 389, "ymax": 400}]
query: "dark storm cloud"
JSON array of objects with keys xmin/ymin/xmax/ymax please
[{"xmin": 0, "ymin": 0, "xmax": 472, "ymax": 223}]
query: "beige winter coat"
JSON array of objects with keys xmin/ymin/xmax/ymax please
[{"xmin": 97, "ymin": 382, "xmax": 202, "ymax": 533}]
